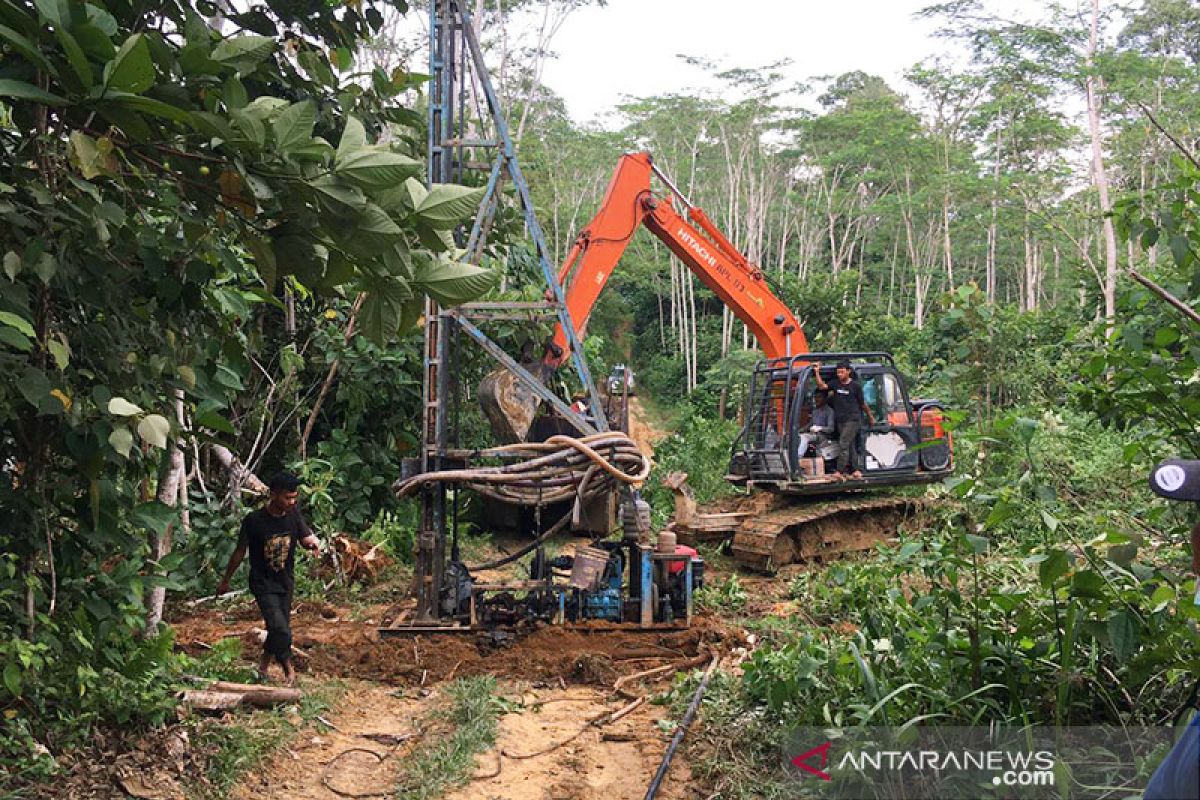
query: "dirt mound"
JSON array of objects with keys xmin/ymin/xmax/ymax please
[
  {"xmin": 306, "ymin": 614, "xmax": 732, "ymax": 686},
  {"xmin": 173, "ymin": 601, "xmax": 733, "ymax": 688}
]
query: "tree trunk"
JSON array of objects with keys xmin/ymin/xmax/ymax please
[
  {"xmin": 1085, "ymin": 0, "xmax": 1119, "ymax": 330},
  {"xmin": 143, "ymin": 440, "xmax": 184, "ymax": 636}
]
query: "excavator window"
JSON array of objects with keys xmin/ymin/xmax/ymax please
[{"xmin": 861, "ymin": 372, "xmax": 913, "ymax": 427}]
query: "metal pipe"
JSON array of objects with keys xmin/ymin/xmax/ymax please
[
  {"xmin": 649, "ymin": 159, "xmax": 694, "ymax": 210},
  {"xmin": 643, "ymin": 655, "xmax": 720, "ymax": 800}
]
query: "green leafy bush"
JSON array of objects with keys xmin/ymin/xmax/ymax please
[{"xmin": 642, "ymin": 410, "xmax": 740, "ymax": 526}]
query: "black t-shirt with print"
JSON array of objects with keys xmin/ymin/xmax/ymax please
[
  {"xmin": 237, "ymin": 507, "xmax": 310, "ymax": 595},
  {"xmin": 827, "ymin": 378, "xmax": 866, "ymax": 425}
]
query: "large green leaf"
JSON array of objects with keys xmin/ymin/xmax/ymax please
[
  {"xmin": 244, "ymin": 234, "xmax": 276, "ymax": 290},
  {"xmin": 310, "ymin": 175, "xmax": 367, "ymax": 217},
  {"xmin": 1037, "ymin": 548, "xmax": 1070, "ymax": 588},
  {"xmin": 336, "ymin": 116, "xmax": 367, "ymax": 163},
  {"xmin": 397, "ymin": 298, "xmax": 423, "ymax": 337},
  {"xmin": 211, "ymin": 34, "xmax": 274, "ymax": 66},
  {"xmin": 1107, "ymin": 611, "xmax": 1139, "ymax": 662},
  {"xmin": 17, "ymin": 366, "xmax": 50, "ymax": 410},
  {"xmin": 54, "ymin": 26, "xmax": 93, "ymax": 88},
  {"xmin": 84, "ymin": 4, "xmax": 118, "ymax": 37},
  {"xmin": 272, "ymin": 100, "xmax": 317, "ymax": 152},
  {"xmin": 108, "ymin": 426, "xmax": 133, "ymax": 457},
  {"xmin": 412, "ymin": 257, "xmax": 494, "ymax": 307},
  {"xmin": 107, "ymin": 396, "xmax": 143, "ymax": 416},
  {"xmin": 336, "ymin": 149, "xmax": 422, "ymax": 189},
  {"xmin": 288, "ymin": 136, "xmax": 334, "ymax": 163},
  {"xmin": 231, "ymin": 108, "xmax": 265, "ymax": 146},
  {"xmin": 192, "ymin": 111, "xmax": 236, "ymax": 142},
  {"xmin": 132, "ymin": 501, "xmax": 175, "ymax": 536},
  {"xmin": 0, "ymin": 310, "xmax": 33, "ymax": 337},
  {"xmin": 3, "ymin": 662, "xmax": 21, "ymax": 698},
  {"xmin": 68, "ymin": 131, "xmax": 117, "ymax": 179},
  {"xmin": 104, "ymin": 33, "xmax": 154, "ymax": 93},
  {"xmin": 0, "ymin": 23, "xmax": 53, "ymax": 72},
  {"xmin": 355, "ymin": 203, "xmax": 402, "ymax": 240},
  {"xmin": 0, "ymin": 327, "xmax": 31, "ymax": 351},
  {"xmin": 179, "ymin": 43, "xmax": 220, "ymax": 76},
  {"xmin": 223, "ymin": 75, "xmax": 247, "ymax": 109},
  {"xmin": 400, "ymin": 176, "xmax": 427, "ymax": 208},
  {"xmin": 71, "ymin": 23, "xmax": 115, "ymax": 62},
  {"xmin": 413, "ymin": 184, "xmax": 485, "ymax": 229},
  {"xmin": 2, "ymin": 251, "xmax": 19, "ymax": 280},
  {"xmin": 358, "ymin": 276, "xmax": 412, "ymax": 345},
  {"xmin": 105, "ymin": 91, "xmax": 194, "ymax": 125},
  {"xmin": 0, "ymin": 78, "xmax": 67, "ymax": 106},
  {"xmin": 33, "ymin": 0, "xmax": 66, "ymax": 27}
]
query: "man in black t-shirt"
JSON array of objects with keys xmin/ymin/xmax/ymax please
[
  {"xmin": 814, "ymin": 361, "xmax": 875, "ymax": 480},
  {"xmin": 217, "ymin": 471, "xmax": 319, "ymax": 685}
]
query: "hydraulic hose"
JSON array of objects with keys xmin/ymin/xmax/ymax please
[{"xmin": 392, "ymin": 432, "xmax": 650, "ymax": 514}]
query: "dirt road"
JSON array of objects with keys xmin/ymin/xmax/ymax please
[
  {"xmin": 626, "ymin": 396, "xmax": 668, "ymax": 459},
  {"xmin": 167, "ymin": 595, "xmax": 730, "ymax": 800}
]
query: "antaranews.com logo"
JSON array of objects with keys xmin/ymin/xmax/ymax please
[{"xmin": 784, "ymin": 726, "xmax": 1175, "ymax": 799}]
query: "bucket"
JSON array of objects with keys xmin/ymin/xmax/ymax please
[{"xmin": 570, "ymin": 545, "xmax": 610, "ymax": 590}]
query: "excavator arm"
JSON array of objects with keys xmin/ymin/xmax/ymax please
[
  {"xmin": 546, "ymin": 151, "xmax": 808, "ymax": 367},
  {"xmin": 480, "ymin": 151, "xmax": 808, "ymax": 443}
]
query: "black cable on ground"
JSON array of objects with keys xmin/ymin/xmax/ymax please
[{"xmin": 644, "ymin": 655, "xmax": 720, "ymax": 800}]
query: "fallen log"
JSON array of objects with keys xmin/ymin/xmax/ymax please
[
  {"xmin": 181, "ymin": 681, "xmax": 302, "ymax": 712},
  {"xmin": 208, "ymin": 680, "xmax": 302, "ymax": 706},
  {"xmin": 181, "ymin": 690, "xmax": 245, "ymax": 711}
]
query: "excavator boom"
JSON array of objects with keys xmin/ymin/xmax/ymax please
[{"xmin": 545, "ymin": 152, "xmax": 807, "ymax": 368}]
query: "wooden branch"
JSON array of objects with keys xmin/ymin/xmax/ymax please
[
  {"xmin": 1128, "ymin": 269, "xmax": 1200, "ymax": 327},
  {"xmin": 612, "ymin": 653, "xmax": 709, "ymax": 695},
  {"xmin": 1138, "ymin": 102, "xmax": 1200, "ymax": 171},
  {"xmin": 209, "ymin": 443, "xmax": 268, "ymax": 496},
  {"xmin": 184, "ymin": 589, "xmax": 247, "ymax": 607},
  {"xmin": 301, "ymin": 293, "xmax": 366, "ymax": 458}
]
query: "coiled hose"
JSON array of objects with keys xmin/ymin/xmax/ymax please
[{"xmin": 392, "ymin": 432, "xmax": 651, "ymax": 531}]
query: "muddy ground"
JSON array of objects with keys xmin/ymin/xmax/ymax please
[{"xmin": 168, "ymin": 587, "xmax": 739, "ymax": 800}]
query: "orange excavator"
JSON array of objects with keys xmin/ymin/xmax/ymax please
[{"xmin": 481, "ymin": 152, "xmax": 953, "ymax": 570}]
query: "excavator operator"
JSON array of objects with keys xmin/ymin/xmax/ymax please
[{"xmin": 814, "ymin": 362, "xmax": 876, "ymax": 480}]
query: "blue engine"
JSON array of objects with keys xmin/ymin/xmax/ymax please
[{"xmin": 581, "ymin": 556, "xmax": 624, "ymax": 621}]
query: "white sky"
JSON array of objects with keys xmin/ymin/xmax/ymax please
[{"xmin": 536, "ymin": 0, "xmax": 1060, "ymax": 126}]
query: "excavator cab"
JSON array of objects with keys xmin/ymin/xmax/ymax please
[{"xmin": 729, "ymin": 352, "xmax": 952, "ymax": 495}]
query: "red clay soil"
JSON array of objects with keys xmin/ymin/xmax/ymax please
[{"xmin": 172, "ymin": 602, "xmax": 735, "ymax": 687}]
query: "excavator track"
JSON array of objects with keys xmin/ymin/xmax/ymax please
[{"xmin": 731, "ymin": 496, "xmax": 924, "ymax": 572}]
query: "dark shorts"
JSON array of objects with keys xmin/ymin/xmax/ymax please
[{"xmin": 253, "ymin": 591, "xmax": 293, "ymax": 662}]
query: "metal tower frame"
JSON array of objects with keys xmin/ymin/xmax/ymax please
[{"xmin": 413, "ymin": 0, "xmax": 608, "ymax": 622}]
